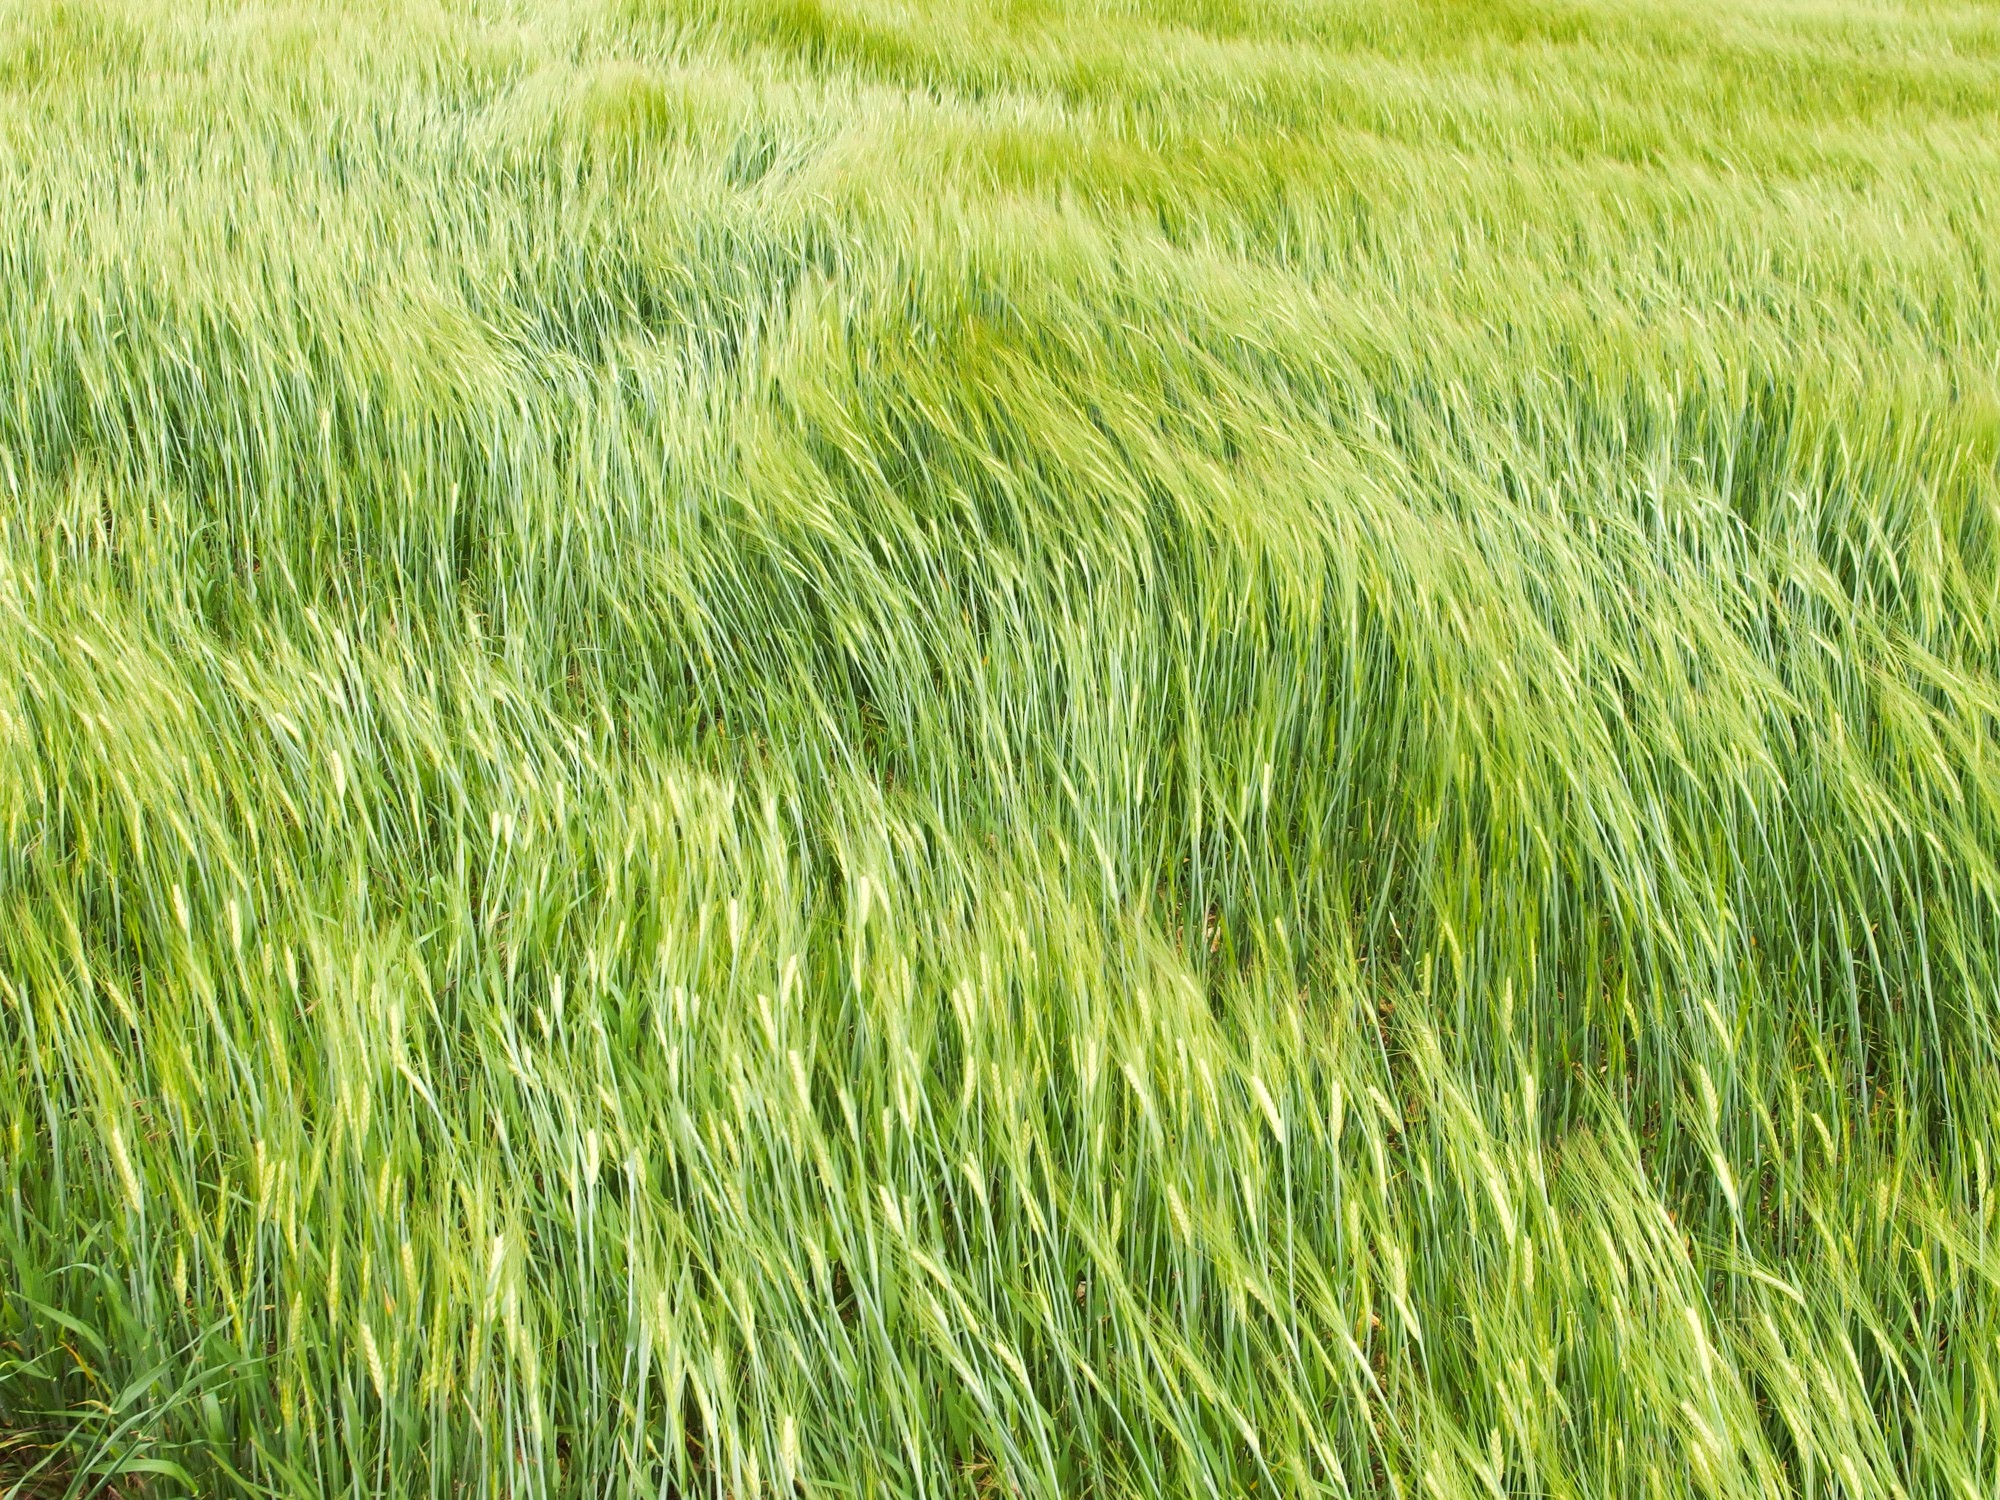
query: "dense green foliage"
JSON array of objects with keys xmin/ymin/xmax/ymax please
[{"xmin": 4, "ymin": 0, "xmax": 2000, "ymax": 1494}]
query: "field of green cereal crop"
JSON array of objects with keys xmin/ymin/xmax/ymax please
[{"xmin": 4, "ymin": 0, "xmax": 2000, "ymax": 1494}]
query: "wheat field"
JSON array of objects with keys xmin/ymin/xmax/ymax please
[{"xmin": 2, "ymin": 0, "xmax": 1999, "ymax": 1494}]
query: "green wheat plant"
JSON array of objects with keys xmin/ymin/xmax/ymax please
[{"xmin": 3, "ymin": 0, "xmax": 1999, "ymax": 1494}]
